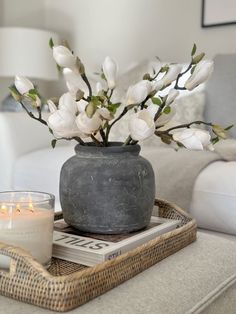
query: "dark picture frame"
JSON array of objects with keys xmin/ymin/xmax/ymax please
[{"xmin": 202, "ymin": 0, "xmax": 236, "ymax": 28}]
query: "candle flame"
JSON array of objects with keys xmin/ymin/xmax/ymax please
[
  {"xmin": 29, "ymin": 202, "xmax": 34, "ymax": 212},
  {"xmin": 0, "ymin": 205, "xmax": 7, "ymax": 214}
]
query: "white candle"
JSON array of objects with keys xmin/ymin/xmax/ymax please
[{"xmin": 0, "ymin": 192, "xmax": 54, "ymax": 270}]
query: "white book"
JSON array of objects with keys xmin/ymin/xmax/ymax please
[{"xmin": 53, "ymin": 216, "xmax": 180, "ymax": 267}]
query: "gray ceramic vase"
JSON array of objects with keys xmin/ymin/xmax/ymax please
[{"xmin": 60, "ymin": 143, "xmax": 155, "ymax": 234}]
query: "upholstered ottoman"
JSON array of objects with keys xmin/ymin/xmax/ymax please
[{"xmin": 0, "ymin": 231, "xmax": 236, "ymax": 314}]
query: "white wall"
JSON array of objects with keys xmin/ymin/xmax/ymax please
[
  {"xmin": 1, "ymin": 0, "xmax": 236, "ymax": 99},
  {"xmin": 45, "ymin": 0, "xmax": 236, "ymax": 73},
  {"xmin": 0, "ymin": 0, "xmax": 53, "ymax": 103},
  {"xmin": 1, "ymin": 0, "xmax": 45, "ymax": 28}
]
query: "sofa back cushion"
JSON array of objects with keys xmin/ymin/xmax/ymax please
[{"xmin": 204, "ymin": 54, "xmax": 236, "ymax": 138}]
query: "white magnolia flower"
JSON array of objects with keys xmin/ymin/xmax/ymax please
[
  {"xmin": 102, "ymin": 56, "xmax": 118, "ymax": 89},
  {"xmin": 151, "ymin": 80, "xmax": 163, "ymax": 93},
  {"xmin": 166, "ymin": 89, "xmax": 179, "ymax": 106},
  {"xmin": 53, "ymin": 46, "xmax": 76, "ymax": 69},
  {"xmin": 77, "ymin": 99, "xmax": 87, "ymax": 113},
  {"xmin": 14, "ymin": 76, "xmax": 34, "ymax": 95},
  {"xmin": 76, "ymin": 112, "xmax": 102, "ymax": 134},
  {"xmin": 98, "ymin": 108, "xmax": 113, "ymax": 120},
  {"xmin": 126, "ymin": 80, "xmax": 152, "ymax": 105},
  {"xmin": 156, "ymin": 108, "xmax": 176, "ymax": 127},
  {"xmin": 63, "ymin": 68, "xmax": 85, "ymax": 99},
  {"xmin": 47, "ymin": 100, "xmax": 57, "ymax": 113},
  {"xmin": 48, "ymin": 110, "xmax": 82, "ymax": 138},
  {"xmin": 96, "ymin": 82, "xmax": 103, "ymax": 94},
  {"xmin": 173, "ymin": 128, "xmax": 214, "ymax": 151},
  {"xmin": 161, "ymin": 64, "xmax": 182, "ymax": 86},
  {"xmin": 147, "ymin": 103, "xmax": 176, "ymax": 126},
  {"xmin": 58, "ymin": 92, "xmax": 78, "ymax": 114},
  {"xmin": 129, "ymin": 110, "xmax": 155, "ymax": 141},
  {"xmin": 185, "ymin": 60, "xmax": 214, "ymax": 91}
]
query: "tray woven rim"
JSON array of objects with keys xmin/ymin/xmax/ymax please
[{"xmin": 0, "ymin": 199, "xmax": 197, "ymax": 312}]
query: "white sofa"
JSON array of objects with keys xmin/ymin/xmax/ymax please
[{"xmin": 0, "ymin": 110, "xmax": 236, "ymax": 236}]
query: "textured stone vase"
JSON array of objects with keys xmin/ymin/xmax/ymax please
[{"xmin": 60, "ymin": 143, "xmax": 155, "ymax": 234}]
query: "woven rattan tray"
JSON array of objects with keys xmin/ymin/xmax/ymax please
[{"xmin": 0, "ymin": 199, "xmax": 197, "ymax": 312}]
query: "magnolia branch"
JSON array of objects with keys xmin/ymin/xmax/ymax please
[
  {"xmin": 105, "ymin": 106, "xmax": 128, "ymax": 143},
  {"xmin": 174, "ymin": 62, "xmax": 192, "ymax": 90},
  {"xmin": 20, "ymin": 101, "xmax": 86, "ymax": 146},
  {"xmin": 81, "ymin": 73, "xmax": 93, "ymax": 99},
  {"xmin": 155, "ymin": 120, "xmax": 213, "ymax": 136},
  {"xmin": 91, "ymin": 134, "xmax": 102, "ymax": 146},
  {"xmin": 20, "ymin": 101, "xmax": 48, "ymax": 126}
]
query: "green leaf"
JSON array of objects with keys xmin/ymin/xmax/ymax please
[
  {"xmin": 163, "ymin": 106, "xmax": 171, "ymax": 114},
  {"xmin": 26, "ymin": 92, "xmax": 37, "ymax": 101},
  {"xmin": 160, "ymin": 65, "xmax": 169, "ymax": 73},
  {"xmin": 49, "ymin": 38, "xmax": 54, "ymax": 49},
  {"xmin": 211, "ymin": 137, "xmax": 219, "ymax": 145},
  {"xmin": 143, "ymin": 73, "xmax": 151, "ymax": 80},
  {"xmin": 224, "ymin": 124, "xmax": 234, "ymax": 131},
  {"xmin": 51, "ymin": 139, "xmax": 57, "ymax": 149},
  {"xmin": 56, "ymin": 64, "xmax": 61, "ymax": 72},
  {"xmin": 107, "ymin": 103, "xmax": 121, "ymax": 114},
  {"xmin": 28, "ymin": 89, "xmax": 39, "ymax": 96},
  {"xmin": 151, "ymin": 97, "xmax": 162, "ymax": 106},
  {"xmin": 91, "ymin": 96, "xmax": 102, "ymax": 106},
  {"xmin": 158, "ymin": 133, "xmax": 172, "ymax": 145},
  {"xmin": 101, "ymin": 72, "xmax": 106, "ymax": 81},
  {"xmin": 191, "ymin": 43, "xmax": 197, "ymax": 56},
  {"xmin": 192, "ymin": 52, "xmax": 205, "ymax": 64},
  {"xmin": 9, "ymin": 86, "xmax": 22, "ymax": 102}
]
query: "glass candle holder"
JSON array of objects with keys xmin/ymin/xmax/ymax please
[{"xmin": 0, "ymin": 191, "xmax": 55, "ymax": 269}]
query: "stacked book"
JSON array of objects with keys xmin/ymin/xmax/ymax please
[{"xmin": 53, "ymin": 216, "xmax": 180, "ymax": 267}]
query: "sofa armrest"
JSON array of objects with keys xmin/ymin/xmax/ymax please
[{"xmin": 0, "ymin": 112, "xmax": 52, "ymax": 190}]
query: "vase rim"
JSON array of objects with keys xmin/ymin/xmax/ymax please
[{"xmin": 74, "ymin": 142, "xmax": 141, "ymax": 155}]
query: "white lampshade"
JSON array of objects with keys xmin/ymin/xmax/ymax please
[{"xmin": 0, "ymin": 27, "xmax": 59, "ymax": 81}]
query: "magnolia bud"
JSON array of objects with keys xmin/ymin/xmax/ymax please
[
  {"xmin": 212, "ymin": 124, "xmax": 227, "ymax": 139},
  {"xmin": 160, "ymin": 65, "xmax": 182, "ymax": 86},
  {"xmin": 53, "ymin": 45, "xmax": 76, "ymax": 69},
  {"xmin": 192, "ymin": 52, "xmax": 205, "ymax": 64},
  {"xmin": 185, "ymin": 60, "xmax": 214, "ymax": 91},
  {"xmin": 143, "ymin": 73, "xmax": 151, "ymax": 80},
  {"xmin": 102, "ymin": 56, "xmax": 118, "ymax": 89},
  {"xmin": 14, "ymin": 76, "xmax": 34, "ymax": 95},
  {"xmin": 126, "ymin": 80, "xmax": 152, "ymax": 105},
  {"xmin": 85, "ymin": 102, "xmax": 97, "ymax": 118}
]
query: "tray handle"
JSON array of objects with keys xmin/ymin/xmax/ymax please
[{"xmin": 0, "ymin": 241, "xmax": 38, "ymax": 277}]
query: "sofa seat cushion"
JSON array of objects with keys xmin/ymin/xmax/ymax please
[{"xmin": 190, "ymin": 161, "xmax": 236, "ymax": 235}]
